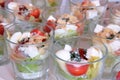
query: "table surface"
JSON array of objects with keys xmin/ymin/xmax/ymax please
[{"xmin": 0, "ymin": 0, "xmax": 119, "ymax": 80}]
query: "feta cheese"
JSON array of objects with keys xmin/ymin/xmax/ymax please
[
  {"xmin": 47, "ymin": 15, "xmax": 56, "ymax": 21},
  {"xmin": 8, "ymin": 2, "xmax": 18, "ymax": 10},
  {"xmin": 66, "ymin": 24, "xmax": 77, "ymax": 31},
  {"xmin": 91, "ymin": 0, "xmax": 100, "ymax": 6},
  {"xmin": 19, "ymin": 45, "xmax": 39, "ymax": 58},
  {"xmin": 86, "ymin": 10, "xmax": 98, "ymax": 19},
  {"xmin": 10, "ymin": 32, "xmax": 22, "ymax": 49},
  {"xmin": 94, "ymin": 24, "xmax": 104, "ymax": 33},
  {"xmin": 55, "ymin": 29, "xmax": 66, "ymax": 35},
  {"xmin": 29, "ymin": 3, "xmax": 33, "ymax": 7},
  {"xmin": 86, "ymin": 47, "xmax": 102, "ymax": 59},
  {"xmin": 56, "ymin": 50, "xmax": 71, "ymax": 61},
  {"xmin": 10, "ymin": 32, "xmax": 22, "ymax": 43},
  {"xmin": 19, "ymin": 32, "xmax": 30, "ymax": 41},
  {"xmin": 64, "ymin": 44, "xmax": 72, "ymax": 52},
  {"xmin": 107, "ymin": 24, "xmax": 120, "ymax": 33},
  {"xmin": 109, "ymin": 40, "xmax": 120, "ymax": 51}
]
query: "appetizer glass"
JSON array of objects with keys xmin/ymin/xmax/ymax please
[
  {"xmin": 5, "ymin": 22, "xmax": 53, "ymax": 80},
  {"xmin": 52, "ymin": 35, "xmax": 107, "ymax": 80},
  {"xmin": 45, "ymin": 0, "xmax": 62, "ymax": 7},
  {"xmin": 111, "ymin": 62, "xmax": 120, "ymax": 80},
  {"xmin": 43, "ymin": 7, "xmax": 85, "ymax": 41},
  {"xmin": 89, "ymin": 18, "xmax": 120, "ymax": 79},
  {"xmin": 0, "ymin": 8, "xmax": 15, "ymax": 65},
  {"xmin": 6, "ymin": 0, "xmax": 45, "ymax": 23},
  {"xmin": 0, "ymin": 8, "xmax": 15, "ymax": 28},
  {"xmin": 110, "ymin": 3, "xmax": 120, "ymax": 26},
  {"xmin": 70, "ymin": 0, "xmax": 108, "ymax": 20}
]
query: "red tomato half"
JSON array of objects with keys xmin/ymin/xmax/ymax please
[
  {"xmin": 31, "ymin": 28, "xmax": 45, "ymax": 36},
  {"xmin": 66, "ymin": 63, "xmax": 89, "ymax": 76},
  {"xmin": 0, "ymin": 24, "xmax": 4, "ymax": 35},
  {"xmin": 116, "ymin": 71, "xmax": 120, "ymax": 80},
  {"xmin": 115, "ymin": 49, "xmax": 120, "ymax": 56},
  {"xmin": 81, "ymin": 0, "xmax": 91, "ymax": 6},
  {"xmin": 44, "ymin": 20, "xmax": 56, "ymax": 33},
  {"xmin": 30, "ymin": 8, "xmax": 40, "ymax": 18}
]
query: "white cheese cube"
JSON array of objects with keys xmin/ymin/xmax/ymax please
[
  {"xmin": 94, "ymin": 24, "xmax": 104, "ymax": 33},
  {"xmin": 8, "ymin": 2, "xmax": 18, "ymax": 10},
  {"xmin": 47, "ymin": 15, "xmax": 56, "ymax": 21},
  {"xmin": 91, "ymin": 0, "xmax": 100, "ymax": 6},
  {"xmin": 86, "ymin": 10, "xmax": 98, "ymax": 19},
  {"xmin": 109, "ymin": 40, "xmax": 120, "ymax": 51},
  {"xmin": 56, "ymin": 50, "xmax": 70, "ymax": 61},
  {"xmin": 64, "ymin": 44, "xmax": 72, "ymax": 52},
  {"xmin": 19, "ymin": 32, "xmax": 30, "ymax": 41},
  {"xmin": 86, "ymin": 47, "xmax": 102, "ymax": 59},
  {"xmin": 66, "ymin": 24, "xmax": 77, "ymax": 31},
  {"xmin": 10, "ymin": 32, "xmax": 22, "ymax": 49},
  {"xmin": 107, "ymin": 24, "xmax": 120, "ymax": 33},
  {"xmin": 19, "ymin": 45, "xmax": 39, "ymax": 58}
]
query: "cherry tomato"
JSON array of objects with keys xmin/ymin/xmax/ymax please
[
  {"xmin": 30, "ymin": 8, "xmax": 40, "ymax": 18},
  {"xmin": 31, "ymin": 28, "xmax": 45, "ymax": 36},
  {"xmin": 66, "ymin": 63, "xmax": 89, "ymax": 76},
  {"xmin": 116, "ymin": 71, "xmax": 120, "ymax": 80},
  {"xmin": 0, "ymin": 1, "xmax": 5, "ymax": 8},
  {"xmin": 81, "ymin": 0, "xmax": 91, "ymax": 6},
  {"xmin": 0, "ymin": 24, "xmax": 4, "ymax": 35},
  {"xmin": 44, "ymin": 20, "xmax": 56, "ymax": 33},
  {"xmin": 115, "ymin": 49, "xmax": 120, "ymax": 56}
]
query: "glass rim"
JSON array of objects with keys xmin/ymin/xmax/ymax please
[
  {"xmin": 53, "ymin": 35, "xmax": 108, "ymax": 64},
  {"xmin": 70, "ymin": 0, "xmax": 108, "ymax": 8},
  {"xmin": 89, "ymin": 18, "xmax": 120, "ymax": 40},
  {"xmin": 42, "ymin": 6, "xmax": 86, "ymax": 25},
  {"xmin": 111, "ymin": 62, "xmax": 120, "ymax": 79},
  {"xmin": 110, "ymin": 3, "xmax": 120, "ymax": 20},
  {"xmin": 5, "ymin": 22, "xmax": 53, "ymax": 46},
  {"xmin": 0, "ymin": 8, "xmax": 15, "ymax": 28},
  {"xmin": 5, "ymin": 2, "xmax": 44, "ymax": 23}
]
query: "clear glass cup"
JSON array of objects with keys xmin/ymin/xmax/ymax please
[
  {"xmin": 45, "ymin": 0, "xmax": 62, "ymax": 8},
  {"xmin": 111, "ymin": 62, "xmax": 120, "ymax": 80},
  {"xmin": 0, "ymin": 8, "xmax": 15, "ymax": 28},
  {"xmin": 30, "ymin": 0, "xmax": 46, "ymax": 9},
  {"xmin": 5, "ymin": 22, "xmax": 53, "ymax": 80},
  {"xmin": 0, "ymin": 8, "xmax": 15, "ymax": 65},
  {"xmin": 42, "ymin": 7, "xmax": 85, "ymax": 41},
  {"xmin": 110, "ymin": 3, "xmax": 120, "ymax": 26},
  {"xmin": 6, "ymin": 0, "xmax": 46, "ymax": 24},
  {"xmin": 52, "ymin": 35, "xmax": 107, "ymax": 80},
  {"xmin": 89, "ymin": 18, "xmax": 120, "ymax": 79},
  {"xmin": 70, "ymin": 0, "xmax": 108, "ymax": 20}
]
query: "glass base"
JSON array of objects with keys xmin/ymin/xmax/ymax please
[
  {"xmin": 15, "ymin": 72, "xmax": 47, "ymax": 80},
  {"xmin": 0, "ymin": 57, "xmax": 10, "ymax": 65}
]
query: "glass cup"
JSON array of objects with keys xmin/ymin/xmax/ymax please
[
  {"xmin": 42, "ymin": 7, "xmax": 85, "ymax": 41},
  {"xmin": 70, "ymin": 0, "xmax": 108, "ymax": 20},
  {"xmin": 0, "ymin": 8, "xmax": 15, "ymax": 65},
  {"xmin": 52, "ymin": 35, "xmax": 107, "ymax": 80},
  {"xmin": 6, "ymin": 0, "xmax": 46, "ymax": 23},
  {"xmin": 45, "ymin": 0, "xmax": 62, "ymax": 8},
  {"xmin": 110, "ymin": 3, "xmax": 120, "ymax": 26},
  {"xmin": 111, "ymin": 62, "xmax": 120, "ymax": 80},
  {"xmin": 89, "ymin": 18, "xmax": 120, "ymax": 79},
  {"xmin": 5, "ymin": 22, "xmax": 53, "ymax": 80},
  {"xmin": 0, "ymin": 8, "xmax": 15, "ymax": 28}
]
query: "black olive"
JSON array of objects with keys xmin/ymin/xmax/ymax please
[{"xmin": 106, "ymin": 34, "xmax": 115, "ymax": 39}]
